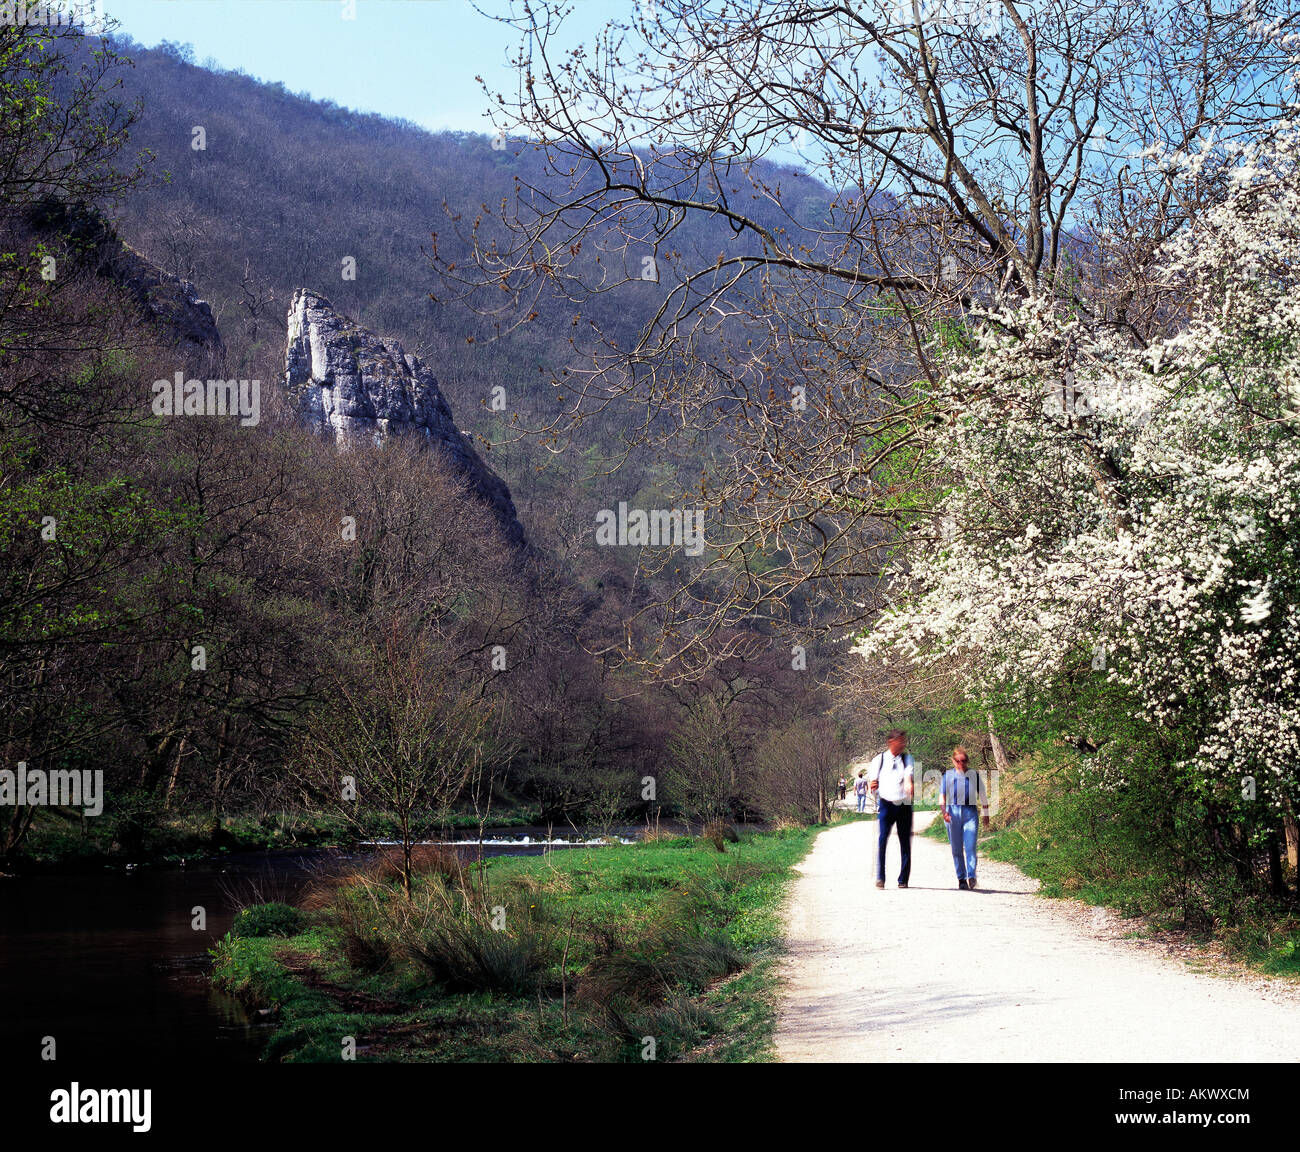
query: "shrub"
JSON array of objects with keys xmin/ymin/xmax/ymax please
[
  {"xmin": 335, "ymin": 897, "xmax": 396, "ymax": 973},
  {"xmin": 701, "ymin": 821, "xmax": 739, "ymax": 852},
  {"xmin": 229, "ymin": 902, "xmax": 305, "ymax": 939},
  {"xmin": 324, "ymin": 871, "xmax": 409, "ymax": 974}
]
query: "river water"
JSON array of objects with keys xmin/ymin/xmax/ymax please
[{"xmin": 0, "ymin": 831, "xmax": 638, "ymax": 1063}]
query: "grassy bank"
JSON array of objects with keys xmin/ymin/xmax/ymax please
[{"xmin": 211, "ymin": 824, "xmax": 818, "ymax": 1062}]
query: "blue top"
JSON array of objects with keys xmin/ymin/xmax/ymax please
[{"xmin": 941, "ymin": 768, "xmax": 986, "ymax": 811}]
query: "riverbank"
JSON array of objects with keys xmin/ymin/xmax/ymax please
[
  {"xmin": 4, "ymin": 806, "xmax": 548, "ymax": 873},
  {"xmin": 212, "ymin": 826, "xmax": 817, "ymax": 1062}
]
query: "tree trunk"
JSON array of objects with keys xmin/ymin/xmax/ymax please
[
  {"xmin": 211, "ymin": 698, "xmax": 233, "ymax": 817},
  {"xmin": 1281, "ymin": 806, "xmax": 1299, "ymax": 896},
  {"xmin": 163, "ymin": 734, "xmax": 190, "ymax": 810},
  {"xmin": 401, "ymin": 810, "xmax": 413, "ymax": 900},
  {"xmin": 1268, "ymin": 831, "xmax": 1285, "ymax": 897},
  {"xmin": 986, "ymin": 713, "xmax": 1011, "ymax": 774},
  {"xmin": 2, "ymin": 803, "xmax": 36, "ymax": 860}
]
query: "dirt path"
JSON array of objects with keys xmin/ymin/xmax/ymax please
[{"xmin": 776, "ymin": 815, "xmax": 1300, "ymax": 1062}]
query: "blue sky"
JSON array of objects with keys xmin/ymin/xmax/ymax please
[{"xmin": 101, "ymin": 0, "xmax": 620, "ymax": 135}]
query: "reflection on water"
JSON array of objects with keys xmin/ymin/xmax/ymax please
[
  {"xmin": 0, "ymin": 851, "xmax": 324, "ymax": 1063},
  {"xmin": 0, "ymin": 828, "xmax": 647, "ymax": 1063}
]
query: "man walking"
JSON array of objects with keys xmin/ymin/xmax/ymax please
[{"xmin": 869, "ymin": 729, "xmax": 915, "ymax": 889}]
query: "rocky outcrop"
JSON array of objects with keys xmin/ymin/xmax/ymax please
[
  {"xmin": 284, "ymin": 288, "xmax": 524, "ymax": 546},
  {"xmin": 111, "ymin": 247, "xmax": 226, "ymax": 371},
  {"xmin": 26, "ymin": 197, "xmax": 225, "ymax": 373}
]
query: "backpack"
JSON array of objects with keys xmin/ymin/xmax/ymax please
[{"xmin": 872, "ymin": 751, "xmax": 913, "ymax": 795}]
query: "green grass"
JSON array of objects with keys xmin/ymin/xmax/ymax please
[{"xmin": 212, "ymin": 825, "xmax": 819, "ymax": 1063}]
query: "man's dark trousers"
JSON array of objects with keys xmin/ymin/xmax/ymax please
[{"xmin": 876, "ymin": 797, "xmax": 912, "ymax": 885}]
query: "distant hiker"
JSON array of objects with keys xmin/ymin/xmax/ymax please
[
  {"xmin": 868, "ymin": 729, "xmax": 915, "ymax": 888},
  {"xmin": 942, "ymin": 746, "xmax": 989, "ymax": 890},
  {"xmin": 838, "ymin": 776, "xmax": 848, "ymax": 802},
  {"xmin": 854, "ymin": 772, "xmax": 869, "ymax": 812}
]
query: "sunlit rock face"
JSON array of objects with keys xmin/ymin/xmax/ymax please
[{"xmin": 285, "ymin": 288, "xmax": 524, "ymax": 546}]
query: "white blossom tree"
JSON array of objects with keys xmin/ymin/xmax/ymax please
[{"xmin": 857, "ymin": 124, "xmax": 1300, "ymax": 890}]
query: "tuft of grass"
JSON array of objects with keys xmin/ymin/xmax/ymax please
[{"xmin": 407, "ymin": 893, "xmax": 553, "ymax": 995}]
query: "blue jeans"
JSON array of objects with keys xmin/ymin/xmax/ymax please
[
  {"xmin": 947, "ymin": 805, "xmax": 979, "ymax": 880},
  {"xmin": 876, "ymin": 798, "xmax": 912, "ymax": 884},
  {"xmin": 856, "ymin": 791, "xmax": 867, "ymax": 812}
]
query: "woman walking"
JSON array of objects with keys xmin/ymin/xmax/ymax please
[{"xmin": 941, "ymin": 746, "xmax": 989, "ymax": 889}]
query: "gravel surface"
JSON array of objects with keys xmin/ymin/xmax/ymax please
[{"xmin": 776, "ymin": 815, "xmax": 1300, "ymax": 1062}]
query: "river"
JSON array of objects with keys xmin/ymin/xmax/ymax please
[{"xmin": 0, "ymin": 830, "xmax": 640, "ymax": 1063}]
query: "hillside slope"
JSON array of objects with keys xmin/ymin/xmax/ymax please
[{"xmin": 105, "ymin": 37, "xmax": 836, "ymax": 543}]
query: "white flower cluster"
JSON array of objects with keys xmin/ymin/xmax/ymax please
[{"xmin": 857, "ymin": 128, "xmax": 1300, "ymax": 805}]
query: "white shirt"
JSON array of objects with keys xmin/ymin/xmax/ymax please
[{"xmin": 869, "ymin": 751, "xmax": 915, "ymax": 805}]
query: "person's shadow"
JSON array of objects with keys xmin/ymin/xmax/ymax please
[{"xmin": 881, "ymin": 884, "xmax": 1015, "ymax": 893}]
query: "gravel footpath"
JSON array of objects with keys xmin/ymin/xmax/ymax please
[{"xmin": 776, "ymin": 815, "xmax": 1300, "ymax": 1062}]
